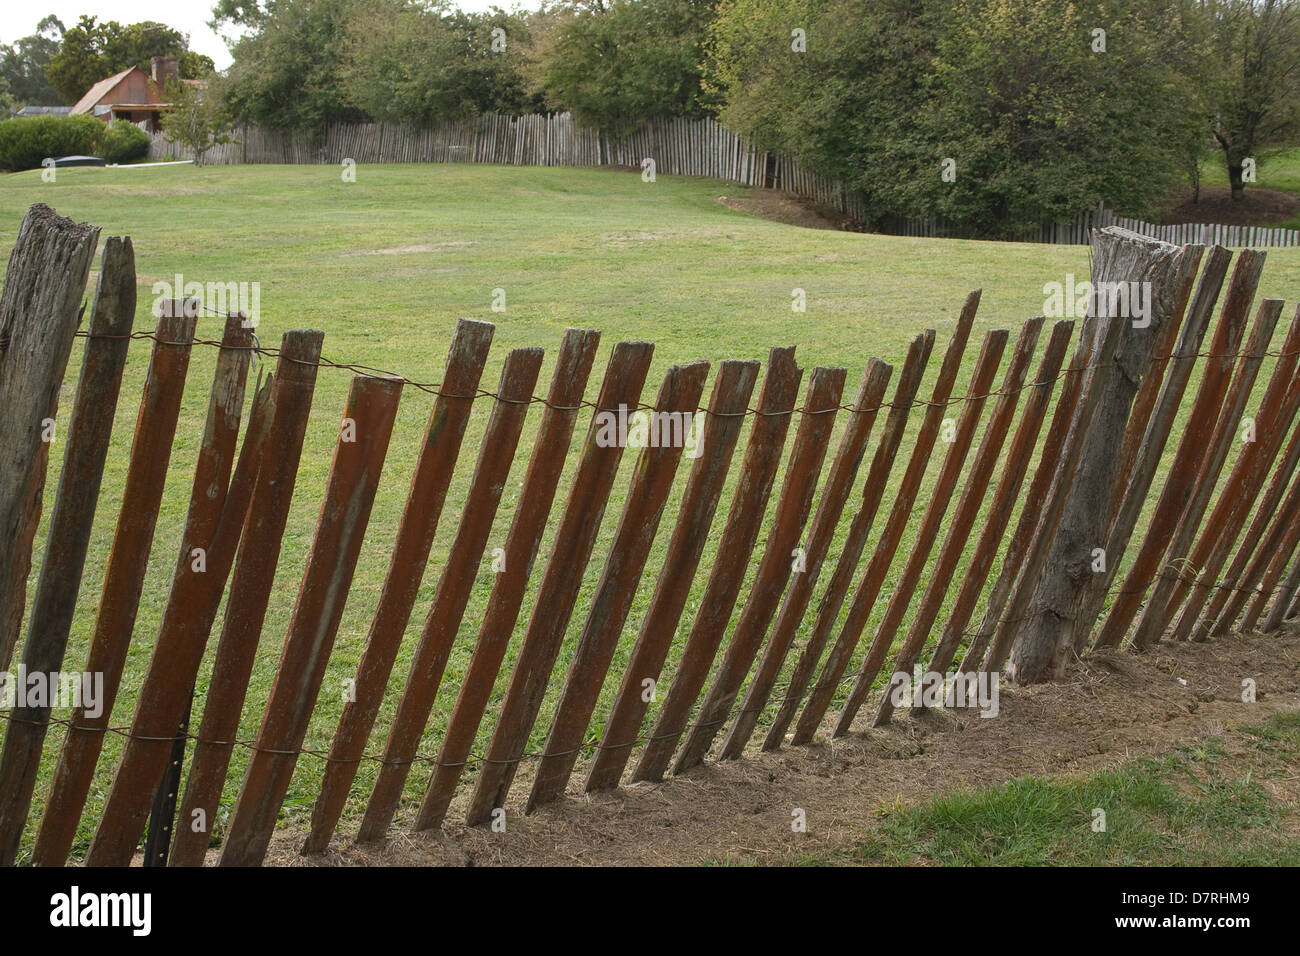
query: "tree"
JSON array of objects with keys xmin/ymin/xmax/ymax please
[
  {"xmin": 540, "ymin": 0, "xmax": 718, "ymax": 140},
  {"xmin": 0, "ymin": 16, "xmax": 64, "ymax": 107},
  {"xmin": 217, "ymin": 0, "xmax": 363, "ymax": 131},
  {"xmin": 709, "ymin": 0, "xmax": 1204, "ymax": 237},
  {"xmin": 160, "ymin": 76, "xmax": 233, "ymax": 165},
  {"xmin": 1202, "ymin": 0, "xmax": 1300, "ymax": 199},
  {"xmin": 44, "ymin": 16, "xmax": 214, "ymax": 105},
  {"xmin": 342, "ymin": 0, "xmax": 538, "ymax": 124}
]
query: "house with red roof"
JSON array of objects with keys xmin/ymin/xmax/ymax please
[{"xmin": 69, "ymin": 57, "xmax": 182, "ymax": 132}]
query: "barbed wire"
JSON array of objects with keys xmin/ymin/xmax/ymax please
[
  {"xmin": 0, "ymin": 664, "xmax": 874, "ymax": 770},
  {"xmin": 56, "ymin": 319, "xmax": 1300, "ymax": 421}
]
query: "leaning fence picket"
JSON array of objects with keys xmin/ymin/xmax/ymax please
[
  {"xmin": 413, "ymin": 330, "xmax": 601, "ymax": 832},
  {"xmin": 1129, "ymin": 298, "xmax": 1287, "ymax": 647},
  {"xmin": 631, "ymin": 347, "xmax": 802, "ymax": 783},
  {"xmin": 582, "ymin": 359, "xmax": 759, "ymax": 793},
  {"xmin": 1167, "ymin": 306, "xmax": 1300, "ymax": 642},
  {"xmin": 871, "ymin": 318, "xmax": 1044, "ymax": 725},
  {"xmin": 721, "ymin": 358, "xmax": 893, "ymax": 759},
  {"xmin": 526, "ymin": 360, "xmax": 711, "ymax": 809},
  {"xmin": 839, "ymin": 327, "xmax": 1010, "ymax": 734},
  {"xmin": 219, "ymin": 372, "xmax": 402, "ymax": 867},
  {"xmin": 464, "ymin": 341, "xmax": 655, "ymax": 826},
  {"xmin": 762, "ymin": 332, "xmax": 934, "ymax": 752},
  {"xmin": 29, "ymin": 304, "xmax": 198, "ymax": 867},
  {"xmin": 167, "ymin": 329, "xmax": 326, "ymax": 867},
  {"xmin": 356, "ymin": 348, "xmax": 544, "ymax": 841},
  {"xmin": 675, "ymin": 364, "xmax": 848, "ymax": 771},
  {"xmin": 928, "ymin": 319, "xmax": 1075, "ymax": 676},
  {"xmin": 792, "ymin": 293, "xmax": 979, "ymax": 746},
  {"xmin": 85, "ymin": 312, "xmax": 256, "ymax": 866},
  {"xmin": 304, "ymin": 319, "xmax": 495, "ymax": 851}
]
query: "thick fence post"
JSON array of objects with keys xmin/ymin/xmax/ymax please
[
  {"xmin": 0, "ymin": 230, "xmax": 127, "ymax": 867},
  {"xmin": 1072, "ymin": 247, "xmax": 1226, "ymax": 644},
  {"xmin": 1007, "ymin": 229, "xmax": 1187, "ymax": 682},
  {"xmin": 1093, "ymin": 250, "xmax": 1263, "ymax": 652},
  {"xmin": 0, "ymin": 204, "xmax": 101, "ymax": 676}
]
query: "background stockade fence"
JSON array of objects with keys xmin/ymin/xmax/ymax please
[
  {"xmin": 146, "ymin": 115, "xmax": 1300, "ymax": 249},
  {"xmin": 2, "ymin": 204, "xmax": 1300, "ymax": 866}
]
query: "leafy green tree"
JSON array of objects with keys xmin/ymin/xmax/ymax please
[
  {"xmin": 161, "ymin": 75, "xmax": 234, "ymax": 165},
  {"xmin": 1201, "ymin": 0, "xmax": 1300, "ymax": 199},
  {"xmin": 217, "ymin": 0, "xmax": 363, "ymax": 131},
  {"xmin": 915, "ymin": 0, "xmax": 1198, "ymax": 234},
  {"xmin": 342, "ymin": 0, "xmax": 538, "ymax": 123},
  {"xmin": 44, "ymin": 16, "xmax": 213, "ymax": 105},
  {"xmin": 540, "ymin": 0, "xmax": 718, "ymax": 139},
  {"xmin": 0, "ymin": 16, "xmax": 64, "ymax": 106},
  {"xmin": 710, "ymin": 0, "xmax": 1202, "ymax": 237}
]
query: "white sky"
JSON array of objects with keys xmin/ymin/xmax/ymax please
[{"xmin": 0, "ymin": 1, "xmax": 545, "ymax": 71}]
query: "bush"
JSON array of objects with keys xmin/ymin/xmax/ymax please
[
  {"xmin": 99, "ymin": 120, "xmax": 149, "ymax": 164},
  {"xmin": 0, "ymin": 114, "xmax": 149, "ymax": 171},
  {"xmin": 0, "ymin": 114, "xmax": 102, "ymax": 171}
]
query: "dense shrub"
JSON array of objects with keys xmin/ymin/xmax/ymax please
[
  {"xmin": 0, "ymin": 114, "xmax": 148, "ymax": 171},
  {"xmin": 98, "ymin": 120, "xmax": 149, "ymax": 164}
]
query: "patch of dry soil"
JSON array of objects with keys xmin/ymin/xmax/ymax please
[
  {"xmin": 242, "ymin": 626, "xmax": 1300, "ymax": 866},
  {"xmin": 1163, "ymin": 185, "xmax": 1300, "ymax": 227},
  {"xmin": 717, "ymin": 190, "xmax": 859, "ymax": 231}
]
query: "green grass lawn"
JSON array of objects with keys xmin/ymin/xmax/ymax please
[
  {"xmin": 2, "ymin": 162, "xmax": 1299, "ymax": 861},
  {"xmin": 788, "ymin": 711, "xmax": 1300, "ymax": 866}
]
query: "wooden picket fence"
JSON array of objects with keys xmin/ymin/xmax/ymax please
[
  {"xmin": 3, "ymin": 204, "xmax": 1300, "ymax": 867},
  {"xmin": 147, "ymin": 115, "xmax": 1300, "ymax": 247},
  {"xmin": 147, "ymin": 114, "xmax": 871, "ymax": 226},
  {"xmin": 1109, "ymin": 214, "xmax": 1300, "ymax": 249}
]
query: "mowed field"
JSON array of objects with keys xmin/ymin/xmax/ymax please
[{"xmin": 1, "ymin": 162, "xmax": 1299, "ymax": 861}]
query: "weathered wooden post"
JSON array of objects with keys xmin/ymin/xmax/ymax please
[
  {"xmin": 1007, "ymin": 227, "xmax": 1187, "ymax": 683},
  {"xmin": 0, "ymin": 204, "xmax": 100, "ymax": 675}
]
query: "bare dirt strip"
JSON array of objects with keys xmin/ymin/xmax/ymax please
[{"xmin": 242, "ymin": 625, "xmax": 1300, "ymax": 866}]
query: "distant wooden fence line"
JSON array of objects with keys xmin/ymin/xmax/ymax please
[
  {"xmin": 147, "ymin": 113, "xmax": 870, "ymax": 226},
  {"xmin": 3, "ymin": 205, "xmax": 1300, "ymax": 867},
  {"xmin": 1109, "ymin": 214, "xmax": 1300, "ymax": 249},
  {"xmin": 148, "ymin": 114, "xmax": 1300, "ymax": 247}
]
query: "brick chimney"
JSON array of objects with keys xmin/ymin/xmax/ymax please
[{"xmin": 150, "ymin": 56, "xmax": 179, "ymax": 89}]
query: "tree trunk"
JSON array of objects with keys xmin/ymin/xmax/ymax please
[
  {"xmin": 1007, "ymin": 227, "xmax": 1187, "ymax": 684},
  {"xmin": 1228, "ymin": 161, "xmax": 1245, "ymax": 200}
]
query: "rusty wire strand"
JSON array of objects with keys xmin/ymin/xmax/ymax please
[{"xmin": 65, "ymin": 325, "xmax": 1300, "ymax": 420}]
